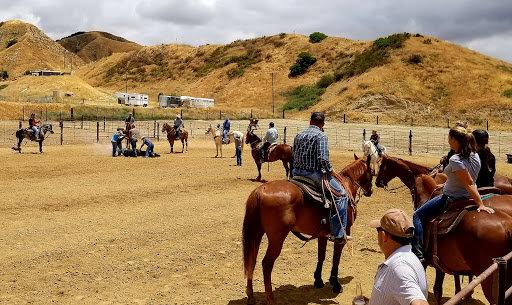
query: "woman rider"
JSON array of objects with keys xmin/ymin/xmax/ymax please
[
  {"xmin": 412, "ymin": 125, "xmax": 495, "ymax": 261},
  {"xmin": 472, "ymin": 129, "xmax": 496, "ymax": 187}
]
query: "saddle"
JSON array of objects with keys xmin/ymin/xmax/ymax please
[
  {"xmin": 424, "ymin": 187, "xmax": 501, "ymax": 274},
  {"xmin": 261, "ymin": 143, "xmax": 278, "ymax": 161},
  {"xmin": 289, "ymin": 176, "xmax": 332, "ymax": 208}
]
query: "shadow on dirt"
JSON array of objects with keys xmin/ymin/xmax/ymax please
[{"xmin": 227, "ymin": 278, "xmax": 354, "ymax": 305}]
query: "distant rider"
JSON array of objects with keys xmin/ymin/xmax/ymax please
[
  {"xmin": 174, "ymin": 114, "xmax": 184, "ymax": 139},
  {"xmin": 125, "ymin": 112, "xmax": 135, "ymax": 128},
  {"xmin": 260, "ymin": 122, "xmax": 278, "ymax": 163},
  {"xmin": 222, "ymin": 116, "xmax": 230, "ymax": 144},
  {"xmin": 370, "ymin": 130, "xmax": 382, "ymax": 155},
  {"xmin": 29, "ymin": 113, "xmax": 40, "ymax": 141}
]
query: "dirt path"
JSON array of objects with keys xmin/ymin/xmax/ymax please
[{"xmin": 1, "ymin": 139, "xmax": 500, "ymax": 304}]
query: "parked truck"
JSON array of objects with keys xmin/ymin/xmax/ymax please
[{"xmin": 158, "ymin": 95, "xmax": 182, "ymax": 108}]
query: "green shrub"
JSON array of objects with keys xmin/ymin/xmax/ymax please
[
  {"xmin": 423, "ymin": 38, "xmax": 432, "ymax": 44},
  {"xmin": 338, "ymin": 87, "xmax": 348, "ymax": 95},
  {"xmin": 458, "ymin": 108, "xmax": 467, "ymax": 114},
  {"xmin": 316, "ymin": 74, "xmax": 335, "ymax": 88},
  {"xmin": 281, "ymin": 85, "xmax": 325, "ymax": 110},
  {"xmin": 6, "ymin": 39, "xmax": 17, "ymax": 48},
  {"xmin": 335, "ymin": 33, "xmax": 410, "ymax": 80},
  {"xmin": 279, "ymin": 33, "xmax": 286, "ymax": 39},
  {"xmin": 503, "ymin": 89, "xmax": 512, "ymax": 98},
  {"xmin": 358, "ymin": 83, "xmax": 370, "ymax": 89},
  {"xmin": 226, "ymin": 49, "xmax": 262, "ymax": 78},
  {"xmin": 24, "ymin": 70, "xmax": 31, "ymax": 75},
  {"xmin": 309, "ymin": 32, "xmax": 328, "ymax": 43},
  {"xmin": 0, "ymin": 84, "xmax": 8, "ymax": 90},
  {"xmin": 289, "ymin": 52, "xmax": 317, "ymax": 77},
  {"xmin": 0, "ymin": 70, "xmax": 8, "ymax": 80},
  {"xmin": 407, "ymin": 54, "xmax": 422, "ymax": 64}
]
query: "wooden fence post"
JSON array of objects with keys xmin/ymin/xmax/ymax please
[
  {"xmin": 22, "ymin": 106, "xmax": 25, "ymax": 121},
  {"xmin": 19, "ymin": 121, "xmax": 22, "ymax": 129},
  {"xmin": 81, "ymin": 115, "xmax": 83, "ymax": 129},
  {"xmin": 104, "ymin": 117, "xmax": 106, "ymax": 132},
  {"xmin": 409, "ymin": 130, "xmax": 413, "ymax": 156},
  {"xmin": 492, "ymin": 257, "xmax": 506, "ymax": 305},
  {"xmin": 282, "ymin": 109, "xmax": 285, "ymax": 119},
  {"xmin": 59, "ymin": 111, "xmax": 62, "ymax": 121},
  {"xmin": 283, "ymin": 127, "xmax": 287, "ymax": 144},
  {"xmin": 45, "ymin": 107, "xmax": 48, "ymax": 121},
  {"xmin": 71, "ymin": 108, "xmax": 74, "ymax": 121},
  {"xmin": 96, "ymin": 121, "xmax": 99, "ymax": 143},
  {"xmin": 344, "ymin": 114, "xmax": 346, "ymax": 123},
  {"xmin": 40, "ymin": 108, "xmax": 42, "ymax": 121},
  {"xmin": 251, "ymin": 109, "xmax": 253, "ymax": 119},
  {"xmin": 487, "ymin": 120, "xmax": 489, "ymax": 131},
  {"xmin": 219, "ymin": 111, "xmax": 222, "ymax": 120},
  {"xmin": 153, "ymin": 121, "xmax": 156, "ymax": 138},
  {"xmin": 60, "ymin": 122, "xmax": 63, "ymax": 145},
  {"xmin": 447, "ymin": 119, "xmax": 450, "ymax": 128},
  {"xmin": 157, "ymin": 122, "xmax": 160, "ymax": 141}
]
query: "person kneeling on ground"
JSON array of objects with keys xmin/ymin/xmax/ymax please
[{"xmin": 140, "ymin": 136, "xmax": 154, "ymax": 158}]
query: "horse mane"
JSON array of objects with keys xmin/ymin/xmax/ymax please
[
  {"xmin": 340, "ymin": 158, "xmax": 365, "ymax": 177},
  {"xmin": 395, "ymin": 157, "xmax": 431, "ymax": 175}
]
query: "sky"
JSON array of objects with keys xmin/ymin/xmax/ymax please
[{"xmin": 1, "ymin": 0, "xmax": 512, "ymax": 63}]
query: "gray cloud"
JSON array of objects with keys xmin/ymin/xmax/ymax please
[{"xmin": 1, "ymin": 0, "xmax": 511, "ymax": 63}]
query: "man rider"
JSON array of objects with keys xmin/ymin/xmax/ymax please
[
  {"xmin": 28, "ymin": 113, "xmax": 40, "ymax": 141},
  {"xmin": 125, "ymin": 112, "xmax": 135, "ymax": 128},
  {"xmin": 292, "ymin": 112, "xmax": 350, "ymax": 244},
  {"xmin": 174, "ymin": 114, "xmax": 184, "ymax": 139},
  {"xmin": 260, "ymin": 122, "xmax": 278, "ymax": 163},
  {"xmin": 222, "ymin": 116, "xmax": 230, "ymax": 144}
]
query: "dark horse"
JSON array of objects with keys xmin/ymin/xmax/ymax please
[
  {"xmin": 162, "ymin": 122, "xmax": 188, "ymax": 153},
  {"xmin": 14, "ymin": 124, "xmax": 54, "ymax": 153},
  {"xmin": 245, "ymin": 119, "xmax": 293, "ymax": 181},
  {"xmin": 242, "ymin": 155, "xmax": 373, "ymax": 305},
  {"xmin": 375, "ymin": 154, "xmax": 512, "ymax": 304}
]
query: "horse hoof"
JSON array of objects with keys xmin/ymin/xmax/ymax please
[
  {"xmin": 329, "ymin": 277, "xmax": 342, "ymax": 293},
  {"xmin": 314, "ymin": 279, "xmax": 324, "ymax": 288}
]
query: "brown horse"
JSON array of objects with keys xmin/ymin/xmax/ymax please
[
  {"xmin": 162, "ymin": 122, "xmax": 188, "ymax": 153},
  {"xmin": 242, "ymin": 155, "xmax": 373, "ymax": 305},
  {"xmin": 375, "ymin": 155, "xmax": 512, "ymax": 304},
  {"xmin": 245, "ymin": 120, "xmax": 293, "ymax": 181}
]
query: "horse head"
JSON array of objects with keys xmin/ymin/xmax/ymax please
[
  {"xmin": 248, "ymin": 118, "xmax": 259, "ymax": 130},
  {"xmin": 375, "ymin": 155, "xmax": 397, "ymax": 188},
  {"xmin": 162, "ymin": 123, "xmax": 168, "ymax": 133},
  {"xmin": 352, "ymin": 154, "xmax": 374, "ymax": 197},
  {"xmin": 40, "ymin": 124, "xmax": 54, "ymax": 137}
]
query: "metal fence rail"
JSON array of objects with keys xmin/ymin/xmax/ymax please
[{"xmin": 3, "ymin": 119, "xmax": 512, "ymax": 161}]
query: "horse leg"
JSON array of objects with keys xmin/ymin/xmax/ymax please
[
  {"xmin": 245, "ymin": 231, "xmax": 265, "ymax": 305},
  {"xmin": 170, "ymin": 140, "xmax": 174, "ymax": 153},
  {"xmin": 262, "ymin": 232, "xmax": 288, "ymax": 305},
  {"xmin": 17, "ymin": 137, "xmax": 22, "ymax": 153},
  {"xmin": 433, "ymin": 268, "xmax": 445, "ymax": 305},
  {"xmin": 39, "ymin": 140, "xmax": 43, "ymax": 153},
  {"xmin": 314, "ymin": 237, "xmax": 328, "ymax": 288},
  {"xmin": 185, "ymin": 139, "xmax": 188, "ymax": 152},
  {"xmin": 282, "ymin": 159, "xmax": 289, "ymax": 180},
  {"xmin": 181, "ymin": 139, "xmax": 184, "ymax": 153},
  {"xmin": 329, "ymin": 242, "xmax": 345, "ymax": 293},
  {"xmin": 256, "ymin": 163, "xmax": 262, "ymax": 181}
]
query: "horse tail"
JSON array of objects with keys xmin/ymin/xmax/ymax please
[{"xmin": 242, "ymin": 188, "xmax": 264, "ymax": 277}]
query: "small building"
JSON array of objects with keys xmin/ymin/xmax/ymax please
[
  {"xmin": 31, "ymin": 70, "xmax": 62, "ymax": 76},
  {"xmin": 180, "ymin": 96, "xmax": 214, "ymax": 108}
]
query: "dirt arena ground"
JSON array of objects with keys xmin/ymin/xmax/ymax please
[{"xmin": 2, "ymin": 137, "xmax": 510, "ymax": 304}]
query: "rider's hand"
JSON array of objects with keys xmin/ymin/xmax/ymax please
[
  {"xmin": 434, "ymin": 183, "xmax": 445, "ymax": 191},
  {"xmin": 477, "ymin": 206, "xmax": 495, "ymax": 214}
]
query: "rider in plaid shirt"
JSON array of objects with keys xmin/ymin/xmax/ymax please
[{"xmin": 292, "ymin": 112, "xmax": 349, "ymax": 245}]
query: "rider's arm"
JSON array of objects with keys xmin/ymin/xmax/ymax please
[
  {"xmin": 454, "ymin": 169, "xmax": 494, "ymax": 213},
  {"xmin": 318, "ymin": 135, "xmax": 334, "ymax": 175}
]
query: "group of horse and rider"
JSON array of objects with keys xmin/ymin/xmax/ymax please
[{"xmin": 243, "ymin": 112, "xmax": 509, "ymax": 305}]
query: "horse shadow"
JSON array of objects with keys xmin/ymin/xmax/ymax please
[
  {"xmin": 227, "ymin": 277, "xmax": 353, "ymax": 305},
  {"xmin": 248, "ymin": 178, "xmax": 268, "ymax": 183}
]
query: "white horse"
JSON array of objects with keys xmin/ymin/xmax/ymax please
[
  {"xmin": 205, "ymin": 124, "xmax": 244, "ymax": 158},
  {"xmin": 362, "ymin": 140, "xmax": 386, "ymax": 175}
]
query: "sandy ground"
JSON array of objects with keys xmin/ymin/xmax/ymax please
[{"xmin": 2, "ymin": 138, "xmax": 508, "ymax": 304}]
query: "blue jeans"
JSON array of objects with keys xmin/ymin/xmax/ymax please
[
  {"xmin": 236, "ymin": 146, "xmax": 242, "ymax": 165},
  {"xmin": 292, "ymin": 168, "xmax": 348, "ymax": 239},
  {"xmin": 375, "ymin": 143, "xmax": 382, "ymax": 153},
  {"xmin": 111, "ymin": 141, "xmax": 117, "ymax": 157},
  {"xmin": 145, "ymin": 144, "xmax": 154, "ymax": 157},
  {"xmin": 223, "ymin": 129, "xmax": 229, "ymax": 141},
  {"xmin": 31, "ymin": 126, "xmax": 39, "ymax": 139},
  {"xmin": 412, "ymin": 194, "xmax": 454, "ymax": 258}
]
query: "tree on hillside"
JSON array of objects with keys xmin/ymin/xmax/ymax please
[{"xmin": 0, "ymin": 70, "xmax": 8, "ymax": 80}]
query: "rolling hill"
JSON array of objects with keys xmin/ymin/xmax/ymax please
[
  {"xmin": 57, "ymin": 31, "xmax": 141, "ymax": 63},
  {"xmin": 1, "ymin": 20, "xmax": 512, "ymax": 128}
]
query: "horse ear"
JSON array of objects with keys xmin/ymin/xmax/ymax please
[{"xmin": 354, "ymin": 153, "xmax": 358, "ymax": 160}]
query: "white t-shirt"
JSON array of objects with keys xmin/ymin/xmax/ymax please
[
  {"xmin": 443, "ymin": 152, "xmax": 481, "ymax": 198},
  {"xmin": 369, "ymin": 245, "xmax": 428, "ymax": 305}
]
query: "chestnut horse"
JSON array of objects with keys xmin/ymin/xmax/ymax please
[
  {"xmin": 162, "ymin": 122, "xmax": 188, "ymax": 153},
  {"xmin": 242, "ymin": 155, "xmax": 373, "ymax": 305},
  {"xmin": 375, "ymin": 155, "xmax": 512, "ymax": 304},
  {"xmin": 245, "ymin": 120, "xmax": 293, "ymax": 181}
]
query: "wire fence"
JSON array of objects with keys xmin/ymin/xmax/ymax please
[{"xmin": 3, "ymin": 119, "xmax": 512, "ymax": 162}]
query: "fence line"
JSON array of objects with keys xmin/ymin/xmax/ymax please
[{"xmin": 3, "ymin": 119, "xmax": 512, "ymax": 160}]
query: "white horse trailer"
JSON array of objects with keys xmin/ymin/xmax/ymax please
[
  {"xmin": 180, "ymin": 96, "xmax": 214, "ymax": 108},
  {"xmin": 158, "ymin": 95, "xmax": 182, "ymax": 108},
  {"xmin": 115, "ymin": 92, "xmax": 149, "ymax": 107}
]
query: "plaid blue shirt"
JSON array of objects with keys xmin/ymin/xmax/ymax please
[{"xmin": 293, "ymin": 125, "xmax": 333, "ymax": 174}]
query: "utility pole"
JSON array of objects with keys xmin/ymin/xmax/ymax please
[
  {"xmin": 125, "ymin": 70, "xmax": 128, "ymax": 93},
  {"xmin": 269, "ymin": 72, "xmax": 278, "ymax": 113},
  {"xmin": 70, "ymin": 54, "xmax": 73, "ymax": 74},
  {"xmin": 63, "ymin": 50, "xmax": 66, "ymax": 69}
]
